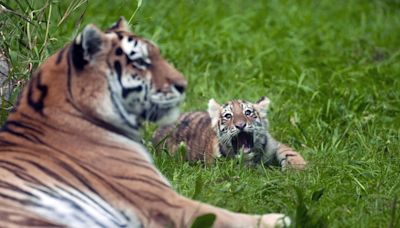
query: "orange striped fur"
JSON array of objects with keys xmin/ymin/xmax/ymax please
[
  {"xmin": 0, "ymin": 18, "xmax": 289, "ymax": 227},
  {"xmin": 153, "ymin": 111, "xmax": 220, "ymax": 163}
]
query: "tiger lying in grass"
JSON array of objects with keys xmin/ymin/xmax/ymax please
[
  {"xmin": 0, "ymin": 18, "xmax": 289, "ymax": 227},
  {"xmin": 153, "ymin": 97, "xmax": 306, "ymax": 170}
]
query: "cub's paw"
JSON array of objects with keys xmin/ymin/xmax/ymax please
[{"xmin": 281, "ymin": 155, "xmax": 306, "ymax": 171}]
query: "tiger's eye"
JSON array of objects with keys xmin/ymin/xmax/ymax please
[
  {"xmin": 224, "ymin": 113, "xmax": 232, "ymax": 119},
  {"xmin": 244, "ymin": 110, "xmax": 252, "ymax": 116}
]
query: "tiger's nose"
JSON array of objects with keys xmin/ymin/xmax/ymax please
[
  {"xmin": 235, "ymin": 122, "xmax": 246, "ymax": 130},
  {"xmin": 173, "ymin": 84, "xmax": 186, "ymax": 94}
]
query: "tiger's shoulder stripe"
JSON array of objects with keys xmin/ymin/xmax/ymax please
[
  {"xmin": 2, "ymin": 123, "xmax": 42, "ymax": 144},
  {"xmin": 55, "ymin": 46, "xmax": 66, "ymax": 65},
  {"xmin": 16, "ymin": 158, "xmax": 72, "ymax": 186},
  {"xmin": 0, "ymin": 181, "xmax": 39, "ymax": 199},
  {"xmin": 0, "ymin": 202, "xmax": 61, "ymax": 227},
  {"xmin": 27, "ymin": 72, "xmax": 48, "ymax": 116},
  {"xmin": 3, "ymin": 120, "xmax": 44, "ymax": 135}
]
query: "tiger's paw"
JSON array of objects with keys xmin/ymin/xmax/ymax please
[{"xmin": 259, "ymin": 213, "xmax": 291, "ymax": 228}]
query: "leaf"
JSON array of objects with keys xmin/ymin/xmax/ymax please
[
  {"xmin": 191, "ymin": 213, "xmax": 216, "ymax": 228},
  {"xmin": 389, "ymin": 196, "xmax": 399, "ymax": 228},
  {"xmin": 294, "ymin": 186, "xmax": 309, "ymax": 227},
  {"xmin": 177, "ymin": 142, "xmax": 187, "ymax": 162},
  {"xmin": 192, "ymin": 175, "xmax": 204, "ymax": 199},
  {"xmin": 128, "ymin": 0, "xmax": 143, "ymax": 24},
  {"xmin": 294, "ymin": 186, "xmax": 328, "ymax": 227},
  {"xmin": 233, "ymin": 183, "xmax": 245, "ymax": 193},
  {"xmin": 311, "ymin": 188, "xmax": 324, "ymax": 202}
]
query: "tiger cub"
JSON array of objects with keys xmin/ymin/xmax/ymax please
[{"xmin": 153, "ymin": 97, "xmax": 306, "ymax": 170}]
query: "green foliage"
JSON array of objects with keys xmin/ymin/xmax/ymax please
[
  {"xmin": 0, "ymin": 0, "xmax": 88, "ymax": 121},
  {"xmin": 1, "ymin": 0, "xmax": 400, "ymax": 227},
  {"xmin": 190, "ymin": 213, "xmax": 216, "ymax": 228},
  {"xmin": 388, "ymin": 196, "xmax": 399, "ymax": 228},
  {"xmin": 294, "ymin": 186, "xmax": 327, "ymax": 227},
  {"xmin": 192, "ymin": 174, "xmax": 204, "ymax": 200}
]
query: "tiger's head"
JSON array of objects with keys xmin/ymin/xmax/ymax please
[
  {"xmin": 99, "ymin": 18, "xmax": 187, "ymax": 126},
  {"xmin": 208, "ymin": 97, "xmax": 271, "ymax": 162},
  {"xmin": 14, "ymin": 18, "xmax": 186, "ymax": 140}
]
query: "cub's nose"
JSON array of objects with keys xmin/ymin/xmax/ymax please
[{"xmin": 235, "ymin": 122, "xmax": 246, "ymax": 130}]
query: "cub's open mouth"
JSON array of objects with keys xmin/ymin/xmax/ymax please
[{"xmin": 231, "ymin": 132, "xmax": 254, "ymax": 153}]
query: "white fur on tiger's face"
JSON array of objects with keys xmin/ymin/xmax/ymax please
[
  {"xmin": 208, "ymin": 97, "xmax": 271, "ymax": 163},
  {"xmin": 60, "ymin": 18, "xmax": 186, "ymax": 140}
]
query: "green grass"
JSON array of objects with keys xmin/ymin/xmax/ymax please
[{"xmin": 1, "ymin": 0, "xmax": 400, "ymax": 227}]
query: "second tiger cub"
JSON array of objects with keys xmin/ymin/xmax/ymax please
[{"xmin": 153, "ymin": 97, "xmax": 306, "ymax": 170}]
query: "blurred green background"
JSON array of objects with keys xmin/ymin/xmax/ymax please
[{"xmin": 1, "ymin": 0, "xmax": 400, "ymax": 227}]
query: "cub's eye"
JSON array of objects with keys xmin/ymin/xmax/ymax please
[
  {"xmin": 244, "ymin": 109, "xmax": 252, "ymax": 116},
  {"xmin": 223, "ymin": 113, "xmax": 232, "ymax": 119}
]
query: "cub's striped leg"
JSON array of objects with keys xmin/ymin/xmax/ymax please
[{"xmin": 276, "ymin": 143, "xmax": 306, "ymax": 170}]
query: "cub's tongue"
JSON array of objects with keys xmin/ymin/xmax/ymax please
[
  {"xmin": 237, "ymin": 133, "xmax": 250, "ymax": 153},
  {"xmin": 241, "ymin": 144, "xmax": 252, "ymax": 153},
  {"xmin": 233, "ymin": 132, "xmax": 254, "ymax": 154}
]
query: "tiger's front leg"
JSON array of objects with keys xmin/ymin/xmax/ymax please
[
  {"xmin": 92, "ymin": 146, "xmax": 289, "ymax": 228},
  {"xmin": 143, "ymin": 190, "xmax": 291, "ymax": 228},
  {"xmin": 275, "ymin": 143, "xmax": 306, "ymax": 170}
]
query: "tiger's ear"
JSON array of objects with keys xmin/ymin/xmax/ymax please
[
  {"xmin": 107, "ymin": 17, "xmax": 131, "ymax": 32},
  {"xmin": 253, "ymin": 96, "xmax": 270, "ymax": 118},
  {"xmin": 208, "ymin": 99, "xmax": 222, "ymax": 127},
  {"xmin": 73, "ymin": 24, "xmax": 104, "ymax": 69}
]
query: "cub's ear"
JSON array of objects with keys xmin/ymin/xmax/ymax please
[
  {"xmin": 253, "ymin": 96, "xmax": 270, "ymax": 118},
  {"xmin": 107, "ymin": 16, "xmax": 131, "ymax": 32},
  {"xmin": 73, "ymin": 24, "xmax": 104, "ymax": 70},
  {"xmin": 207, "ymin": 99, "xmax": 222, "ymax": 127}
]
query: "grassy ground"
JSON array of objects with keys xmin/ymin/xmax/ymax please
[{"xmin": 1, "ymin": 0, "xmax": 400, "ymax": 227}]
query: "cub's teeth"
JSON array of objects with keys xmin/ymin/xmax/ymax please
[{"xmin": 240, "ymin": 145, "xmax": 251, "ymax": 153}]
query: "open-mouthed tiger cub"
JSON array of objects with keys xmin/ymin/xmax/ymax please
[
  {"xmin": 153, "ymin": 97, "xmax": 306, "ymax": 169},
  {"xmin": 0, "ymin": 18, "xmax": 289, "ymax": 227}
]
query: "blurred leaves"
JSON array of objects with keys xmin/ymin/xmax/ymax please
[{"xmin": 190, "ymin": 213, "xmax": 216, "ymax": 228}]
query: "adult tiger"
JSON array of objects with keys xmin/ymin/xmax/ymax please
[
  {"xmin": 153, "ymin": 97, "xmax": 306, "ymax": 169},
  {"xmin": 0, "ymin": 18, "xmax": 289, "ymax": 227}
]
